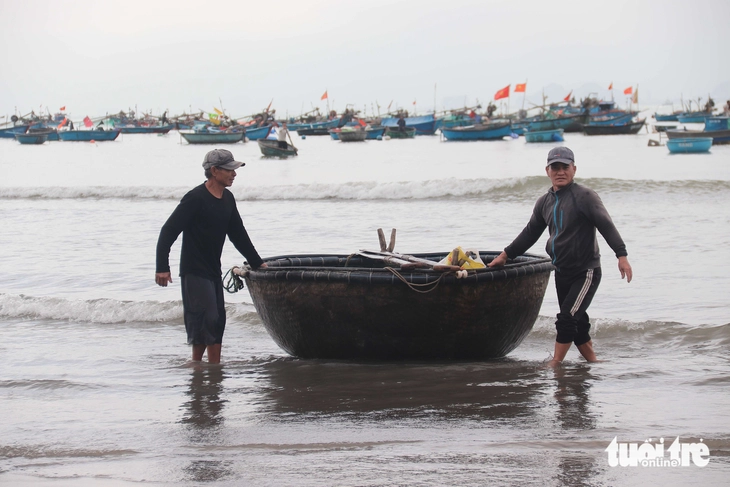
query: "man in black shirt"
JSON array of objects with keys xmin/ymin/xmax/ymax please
[
  {"xmin": 488, "ymin": 147, "xmax": 633, "ymax": 367},
  {"xmin": 155, "ymin": 149, "xmax": 266, "ymax": 364}
]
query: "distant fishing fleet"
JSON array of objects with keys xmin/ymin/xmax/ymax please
[{"xmin": 3, "ymin": 87, "xmax": 729, "ymax": 156}]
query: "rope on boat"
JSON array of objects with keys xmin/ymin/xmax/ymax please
[
  {"xmin": 384, "ymin": 267, "xmax": 448, "ymax": 293},
  {"xmin": 223, "ymin": 265, "xmax": 249, "ymax": 293}
]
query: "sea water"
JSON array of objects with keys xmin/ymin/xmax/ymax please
[{"xmin": 1, "ymin": 117, "xmax": 729, "ymax": 486}]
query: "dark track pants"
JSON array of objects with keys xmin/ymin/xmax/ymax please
[{"xmin": 554, "ymin": 267, "xmax": 602, "ymax": 345}]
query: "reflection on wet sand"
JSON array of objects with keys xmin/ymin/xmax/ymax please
[
  {"xmin": 180, "ymin": 366, "xmax": 232, "ymax": 482},
  {"xmin": 551, "ymin": 365, "xmax": 603, "ymax": 487},
  {"xmin": 257, "ymin": 358, "xmax": 548, "ymax": 421}
]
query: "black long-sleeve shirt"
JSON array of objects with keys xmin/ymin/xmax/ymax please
[
  {"xmin": 156, "ymin": 183, "xmax": 264, "ymax": 279},
  {"xmin": 504, "ymin": 181, "xmax": 627, "ymax": 274}
]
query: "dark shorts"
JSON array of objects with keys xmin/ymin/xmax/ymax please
[
  {"xmin": 180, "ymin": 274, "xmax": 226, "ymax": 345},
  {"xmin": 554, "ymin": 267, "xmax": 602, "ymax": 345}
]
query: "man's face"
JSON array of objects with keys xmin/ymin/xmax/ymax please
[
  {"xmin": 546, "ymin": 162, "xmax": 576, "ymax": 190},
  {"xmin": 212, "ymin": 166, "xmax": 236, "ymax": 187}
]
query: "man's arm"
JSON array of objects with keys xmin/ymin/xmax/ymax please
[{"xmin": 155, "ymin": 193, "xmax": 196, "ymax": 284}]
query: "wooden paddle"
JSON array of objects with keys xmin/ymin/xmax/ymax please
[{"xmin": 357, "ymin": 250, "xmax": 461, "ymax": 272}]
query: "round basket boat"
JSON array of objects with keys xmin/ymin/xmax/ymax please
[{"xmin": 243, "ymin": 252, "xmax": 553, "ymax": 360}]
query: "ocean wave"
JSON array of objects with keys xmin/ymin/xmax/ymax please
[
  {"xmin": 0, "ymin": 293, "xmax": 258, "ymax": 324},
  {"xmin": 530, "ymin": 315, "xmax": 730, "ymax": 346},
  {"xmin": 2, "ymin": 178, "xmax": 728, "ymax": 202}
]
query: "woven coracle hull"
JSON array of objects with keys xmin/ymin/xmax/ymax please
[{"xmin": 244, "ymin": 252, "xmax": 552, "ymax": 360}]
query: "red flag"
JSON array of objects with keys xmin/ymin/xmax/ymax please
[
  {"xmin": 60, "ymin": 106, "xmax": 66, "ymax": 111},
  {"xmin": 623, "ymin": 86, "xmax": 633, "ymax": 95},
  {"xmin": 514, "ymin": 83, "xmax": 526, "ymax": 93},
  {"xmin": 321, "ymin": 90, "xmax": 328, "ymax": 100},
  {"xmin": 57, "ymin": 117, "xmax": 68, "ymax": 129},
  {"xmin": 608, "ymin": 82, "xmax": 613, "ymax": 90},
  {"xmin": 412, "ymin": 100, "xmax": 416, "ymax": 105},
  {"xmin": 83, "ymin": 116, "xmax": 93, "ymax": 128},
  {"xmin": 563, "ymin": 90, "xmax": 573, "ymax": 102},
  {"xmin": 358, "ymin": 119, "xmax": 366, "ymax": 127},
  {"xmin": 494, "ymin": 85, "xmax": 510, "ymax": 100}
]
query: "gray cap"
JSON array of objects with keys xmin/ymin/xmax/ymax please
[
  {"xmin": 202, "ymin": 149, "xmax": 245, "ymax": 170},
  {"xmin": 546, "ymin": 146, "xmax": 575, "ymax": 167}
]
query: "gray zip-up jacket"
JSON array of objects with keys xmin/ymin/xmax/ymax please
[{"xmin": 504, "ymin": 181, "xmax": 627, "ymax": 274}]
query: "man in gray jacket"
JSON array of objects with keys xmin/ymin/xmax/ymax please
[{"xmin": 488, "ymin": 147, "xmax": 633, "ymax": 367}]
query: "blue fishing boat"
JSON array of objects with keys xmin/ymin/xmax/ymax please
[
  {"xmin": 526, "ymin": 114, "xmax": 583, "ymax": 132},
  {"xmin": 677, "ymin": 111, "xmax": 712, "ymax": 124},
  {"xmin": 525, "ymin": 128, "xmax": 564, "ymax": 143},
  {"xmin": 666, "ymin": 117, "xmax": 730, "ymax": 145},
  {"xmin": 440, "ymin": 121, "xmax": 512, "ymax": 141},
  {"xmin": 0, "ymin": 125, "xmax": 30, "ymax": 138},
  {"xmin": 288, "ymin": 119, "xmax": 339, "ymax": 131},
  {"xmin": 179, "ymin": 131, "xmax": 244, "ymax": 144},
  {"xmin": 115, "ymin": 124, "xmax": 174, "ymax": 134},
  {"xmin": 666, "ymin": 137, "xmax": 712, "ymax": 153},
  {"xmin": 26, "ymin": 127, "xmax": 60, "ymax": 141},
  {"xmin": 58, "ymin": 130, "xmax": 121, "ymax": 141},
  {"xmin": 239, "ymin": 125, "xmax": 273, "ymax": 140},
  {"xmin": 15, "ymin": 133, "xmax": 48, "ymax": 145},
  {"xmin": 381, "ymin": 114, "xmax": 438, "ymax": 135},
  {"xmin": 587, "ymin": 111, "xmax": 637, "ymax": 126},
  {"xmin": 654, "ymin": 113, "xmax": 679, "ymax": 122}
]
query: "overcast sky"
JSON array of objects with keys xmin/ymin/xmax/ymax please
[{"xmin": 1, "ymin": 0, "xmax": 728, "ymax": 119}]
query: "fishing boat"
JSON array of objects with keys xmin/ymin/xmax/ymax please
[
  {"xmin": 586, "ymin": 111, "xmax": 637, "ymax": 126},
  {"xmin": 385, "ymin": 126, "xmax": 417, "ymax": 139},
  {"xmin": 524, "ymin": 128, "xmax": 564, "ymax": 143},
  {"xmin": 337, "ymin": 129, "xmax": 368, "ymax": 142},
  {"xmin": 676, "ymin": 111, "xmax": 712, "ymax": 124},
  {"xmin": 666, "ymin": 137, "xmax": 712, "ymax": 154},
  {"xmin": 0, "ymin": 125, "xmax": 30, "ymax": 138},
  {"xmin": 330, "ymin": 126, "xmax": 385, "ymax": 140},
  {"xmin": 236, "ymin": 250, "xmax": 553, "ymax": 360},
  {"xmin": 257, "ymin": 139, "xmax": 298, "ymax": 157},
  {"xmin": 381, "ymin": 114, "xmax": 438, "ymax": 135},
  {"xmin": 115, "ymin": 124, "xmax": 174, "ymax": 134},
  {"xmin": 526, "ymin": 113, "xmax": 583, "ymax": 133},
  {"xmin": 241, "ymin": 125, "xmax": 272, "ymax": 140},
  {"xmin": 665, "ymin": 117, "xmax": 730, "ymax": 145},
  {"xmin": 25, "ymin": 127, "xmax": 60, "ymax": 141},
  {"xmin": 179, "ymin": 130, "xmax": 243, "ymax": 144},
  {"xmin": 287, "ymin": 119, "xmax": 339, "ymax": 131},
  {"xmin": 583, "ymin": 119, "xmax": 645, "ymax": 136},
  {"xmin": 440, "ymin": 121, "xmax": 512, "ymax": 141},
  {"xmin": 296, "ymin": 126, "xmax": 331, "ymax": 136},
  {"xmin": 58, "ymin": 129, "xmax": 121, "ymax": 141},
  {"xmin": 14, "ymin": 133, "xmax": 48, "ymax": 145},
  {"xmin": 653, "ymin": 124, "xmax": 678, "ymax": 133}
]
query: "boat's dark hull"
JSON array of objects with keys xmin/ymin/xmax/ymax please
[
  {"xmin": 257, "ymin": 139, "xmax": 298, "ymax": 156},
  {"xmin": 297, "ymin": 127, "xmax": 330, "ymax": 136},
  {"xmin": 583, "ymin": 120, "xmax": 645, "ymax": 135},
  {"xmin": 665, "ymin": 128, "xmax": 730, "ymax": 145},
  {"xmin": 244, "ymin": 252, "xmax": 552, "ymax": 360}
]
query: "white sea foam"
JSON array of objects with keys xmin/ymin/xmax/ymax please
[
  {"xmin": 2, "ymin": 177, "xmax": 726, "ymax": 202},
  {"xmin": 0, "ymin": 293, "xmax": 260, "ymax": 324}
]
